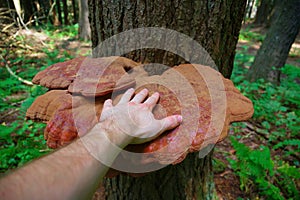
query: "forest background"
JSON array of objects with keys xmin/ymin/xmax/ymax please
[{"xmin": 0, "ymin": 0, "xmax": 299, "ymax": 199}]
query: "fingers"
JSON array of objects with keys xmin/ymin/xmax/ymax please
[
  {"xmin": 130, "ymin": 88, "xmax": 148, "ymax": 103},
  {"xmin": 144, "ymin": 92, "xmax": 159, "ymax": 110},
  {"xmin": 103, "ymin": 99, "xmax": 113, "ymax": 110},
  {"xmin": 99, "ymin": 99, "xmax": 113, "ymax": 121},
  {"xmin": 160, "ymin": 115, "xmax": 183, "ymax": 133},
  {"xmin": 118, "ymin": 88, "xmax": 135, "ymax": 104}
]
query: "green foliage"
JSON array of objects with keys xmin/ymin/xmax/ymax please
[
  {"xmin": 0, "ymin": 26, "xmax": 75, "ymax": 173},
  {"xmin": 0, "ymin": 121, "xmax": 49, "ymax": 172},
  {"xmin": 38, "ymin": 24, "xmax": 79, "ymax": 39},
  {"xmin": 239, "ymin": 29, "xmax": 265, "ymax": 43},
  {"xmin": 229, "ymin": 43, "xmax": 300, "ymax": 199}
]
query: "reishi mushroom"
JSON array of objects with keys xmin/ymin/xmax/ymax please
[{"xmin": 26, "ymin": 56, "xmax": 254, "ymax": 177}]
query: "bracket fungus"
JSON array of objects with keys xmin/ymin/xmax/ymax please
[{"xmin": 26, "ymin": 56, "xmax": 254, "ymax": 177}]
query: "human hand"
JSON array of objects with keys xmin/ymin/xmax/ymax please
[{"xmin": 97, "ymin": 88, "xmax": 182, "ymax": 146}]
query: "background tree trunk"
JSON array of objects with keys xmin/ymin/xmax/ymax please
[
  {"xmin": 62, "ymin": 0, "xmax": 69, "ymax": 25},
  {"xmin": 89, "ymin": 0, "xmax": 246, "ymax": 198},
  {"xmin": 253, "ymin": 0, "xmax": 272, "ymax": 26},
  {"xmin": 247, "ymin": 0, "xmax": 300, "ymax": 84},
  {"xmin": 78, "ymin": 0, "xmax": 90, "ymax": 40},
  {"xmin": 21, "ymin": 0, "xmax": 35, "ymax": 23},
  {"xmin": 71, "ymin": 0, "xmax": 78, "ymax": 24},
  {"xmin": 245, "ymin": 0, "xmax": 256, "ymax": 20},
  {"xmin": 55, "ymin": 0, "xmax": 62, "ymax": 25}
]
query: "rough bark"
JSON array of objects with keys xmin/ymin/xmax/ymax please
[
  {"xmin": 253, "ymin": 0, "xmax": 272, "ymax": 26},
  {"xmin": 88, "ymin": 0, "xmax": 246, "ymax": 199},
  {"xmin": 104, "ymin": 152, "xmax": 214, "ymax": 200},
  {"xmin": 78, "ymin": 0, "xmax": 90, "ymax": 40},
  {"xmin": 247, "ymin": 0, "xmax": 300, "ymax": 84},
  {"xmin": 89, "ymin": 0, "xmax": 246, "ymax": 78}
]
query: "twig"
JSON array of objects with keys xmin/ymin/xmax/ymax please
[
  {"xmin": 2, "ymin": 22, "xmax": 15, "ymax": 32},
  {"xmin": 245, "ymin": 121, "xmax": 269, "ymax": 141},
  {"xmin": 0, "ymin": 109, "xmax": 18, "ymax": 121},
  {"xmin": 1, "ymin": 55, "xmax": 34, "ymax": 86}
]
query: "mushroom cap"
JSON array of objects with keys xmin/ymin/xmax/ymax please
[
  {"xmin": 32, "ymin": 57, "xmax": 86, "ymax": 88},
  {"xmin": 68, "ymin": 57, "xmax": 140, "ymax": 96},
  {"xmin": 26, "ymin": 90, "xmax": 70, "ymax": 122},
  {"xmin": 45, "ymin": 94, "xmax": 106, "ymax": 148},
  {"xmin": 32, "ymin": 56, "xmax": 140, "ymax": 96}
]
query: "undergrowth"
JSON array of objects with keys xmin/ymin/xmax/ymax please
[
  {"xmin": 0, "ymin": 25, "xmax": 78, "ymax": 173},
  {"xmin": 229, "ymin": 43, "xmax": 300, "ymax": 199}
]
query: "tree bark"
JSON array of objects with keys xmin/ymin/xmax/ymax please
[
  {"xmin": 247, "ymin": 0, "xmax": 300, "ymax": 84},
  {"xmin": 89, "ymin": 0, "xmax": 246, "ymax": 199},
  {"xmin": 104, "ymin": 152, "xmax": 214, "ymax": 200},
  {"xmin": 78, "ymin": 0, "xmax": 90, "ymax": 40},
  {"xmin": 253, "ymin": 0, "xmax": 272, "ymax": 26}
]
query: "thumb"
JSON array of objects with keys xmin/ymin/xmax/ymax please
[{"xmin": 159, "ymin": 115, "xmax": 183, "ymax": 133}]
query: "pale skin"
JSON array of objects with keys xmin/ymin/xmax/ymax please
[{"xmin": 0, "ymin": 88, "xmax": 182, "ymax": 200}]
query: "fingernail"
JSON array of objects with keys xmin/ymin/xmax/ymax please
[{"xmin": 177, "ymin": 115, "xmax": 183, "ymax": 123}]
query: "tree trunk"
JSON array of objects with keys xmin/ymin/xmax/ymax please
[
  {"xmin": 78, "ymin": 0, "xmax": 90, "ymax": 40},
  {"xmin": 71, "ymin": 0, "xmax": 78, "ymax": 24},
  {"xmin": 55, "ymin": 0, "xmax": 62, "ymax": 25},
  {"xmin": 253, "ymin": 0, "xmax": 272, "ymax": 26},
  {"xmin": 104, "ymin": 152, "xmax": 214, "ymax": 200},
  {"xmin": 247, "ymin": 0, "xmax": 300, "ymax": 84},
  {"xmin": 89, "ymin": 0, "xmax": 246, "ymax": 199},
  {"xmin": 21, "ymin": 0, "xmax": 35, "ymax": 23},
  {"xmin": 62, "ymin": 0, "xmax": 69, "ymax": 25},
  {"xmin": 245, "ymin": 0, "xmax": 255, "ymax": 20}
]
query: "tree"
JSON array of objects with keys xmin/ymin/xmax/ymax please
[
  {"xmin": 247, "ymin": 0, "xmax": 300, "ymax": 84},
  {"xmin": 62, "ymin": 0, "xmax": 69, "ymax": 25},
  {"xmin": 245, "ymin": 0, "xmax": 256, "ymax": 20},
  {"xmin": 253, "ymin": 0, "xmax": 273, "ymax": 26},
  {"xmin": 88, "ymin": 0, "xmax": 246, "ymax": 198},
  {"xmin": 71, "ymin": 0, "xmax": 78, "ymax": 24},
  {"xmin": 78, "ymin": 0, "xmax": 90, "ymax": 40}
]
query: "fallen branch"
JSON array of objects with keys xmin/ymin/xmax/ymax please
[
  {"xmin": 2, "ymin": 22, "xmax": 16, "ymax": 32},
  {"xmin": 0, "ymin": 109, "xmax": 18, "ymax": 121},
  {"xmin": 245, "ymin": 121, "xmax": 269, "ymax": 141},
  {"xmin": 1, "ymin": 55, "xmax": 34, "ymax": 86}
]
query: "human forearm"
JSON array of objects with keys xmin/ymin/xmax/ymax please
[
  {"xmin": 0, "ymin": 127, "xmax": 122, "ymax": 200},
  {"xmin": 0, "ymin": 88, "xmax": 182, "ymax": 199}
]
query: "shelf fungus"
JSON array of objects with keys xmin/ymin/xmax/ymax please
[{"xmin": 26, "ymin": 56, "xmax": 254, "ymax": 177}]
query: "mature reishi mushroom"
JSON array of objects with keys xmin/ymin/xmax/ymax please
[
  {"xmin": 32, "ymin": 56, "xmax": 86, "ymax": 88},
  {"xmin": 26, "ymin": 90, "xmax": 70, "ymax": 122},
  {"xmin": 26, "ymin": 57, "xmax": 254, "ymax": 177},
  {"xmin": 45, "ymin": 94, "xmax": 107, "ymax": 148},
  {"xmin": 32, "ymin": 56, "xmax": 140, "ymax": 96},
  {"xmin": 68, "ymin": 56, "xmax": 141, "ymax": 96}
]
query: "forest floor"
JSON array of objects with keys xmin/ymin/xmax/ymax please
[
  {"xmin": 214, "ymin": 25, "xmax": 300, "ymax": 200},
  {"xmin": 1, "ymin": 24, "xmax": 299, "ymax": 199}
]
